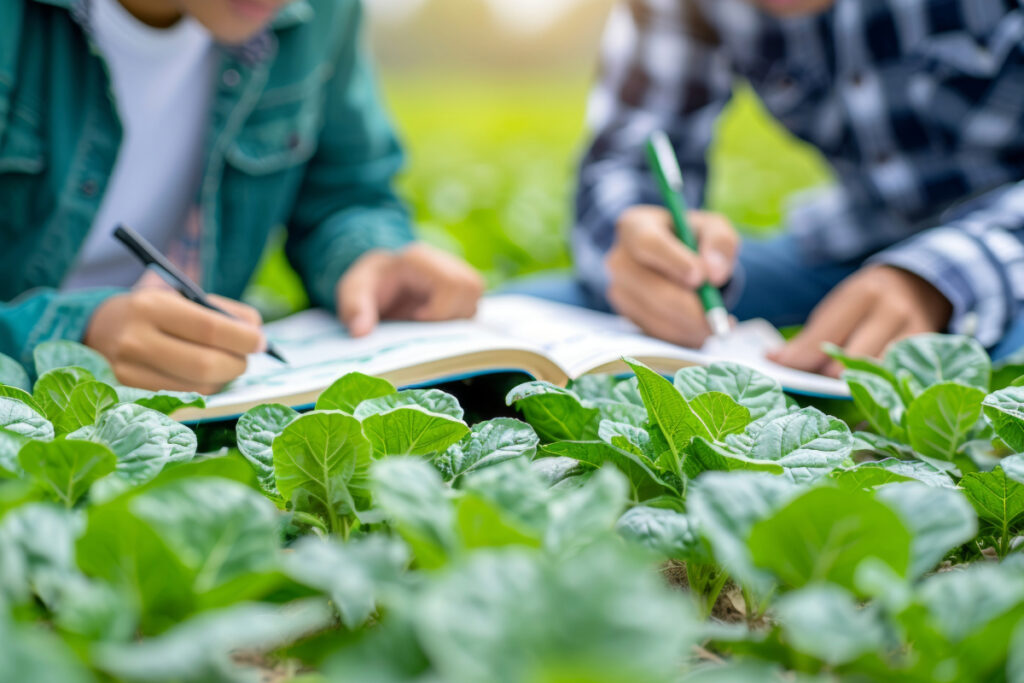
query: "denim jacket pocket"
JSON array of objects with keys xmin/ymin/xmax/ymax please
[
  {"xmin": 0, "ymin": 106, "xmax": 46, "ymax": 175},
  {"xmin": 225, "ymin": 88, "xmax": 324, "ymax": 176}
]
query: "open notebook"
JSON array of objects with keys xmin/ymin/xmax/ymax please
[{"xmin": 174, "ymin": 295, "xmax": 849, "ymax": 421}]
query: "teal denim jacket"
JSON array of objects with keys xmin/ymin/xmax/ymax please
[{"xmin": 0, "ymin": 0, "xmax": 415, "ymax": 369}]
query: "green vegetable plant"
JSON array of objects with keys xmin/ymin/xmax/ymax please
[{"xmin": 1, "ymin": 333, "xmax": 1024, "ymax": 681}]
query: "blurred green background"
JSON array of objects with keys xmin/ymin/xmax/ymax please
[{"xmin": 248, "ymin": 0, "xmax": 832, "ymax": 317}]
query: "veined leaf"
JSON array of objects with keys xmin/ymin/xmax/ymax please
[
  {"xmin": 684, "ymin": 437, "xmax": 784, "ymax": 479},
  {"xmin": 845, "ymin": 370, "xmax": 906, "ymax": 441},
  {"xmin": 115, "ymin": 387, "xmax": 206, "ymax": 416},
  {"xmin": 33, "ymin": 367, "xmax": 94, "ymax": 428},
  {"xmin": 361, "ymin": 405, "xmax": 469, "ymax": 457},
  {"xmin": 82, "ymin": 403, "xmax": 197, "ymax": 489},
  {"xmin": 905, "ymin": 382, "xmax": 986, "ymax": 461},
  {"xmin": 355, "ymin": 388, "xmax": 463, "ymax": 421},
  {"xmin": 274, "ymin": 412, "xmax": 372, "ymax": 529},
  {"xmin": 18, "ymin": 437, "xmax": 116, "ymax": 508},
  {"xmin": 542, "ymin": 440, "xmax": 676, "ymax": 497},
  {"xmin": 0, "ymin": 428, "xmax": 28, "ymax": 477},
  {"xmin": 461, "ymin": 458, "xmax": 550, "ymax": 533},
  {"xmin": 743, "ymin": 407, "xmax": 854, "ymax": 482},
  {"xmin": 825, "ymin": 342, "xmax": 898, "ymax": 384},
  {"xmin": 34, "ymin": 341, "xmax": 116, "ymax": 384},
  {"xmin": 0, "ymin": 397, "xmax": 54, "ymax": 441},
  {"xmin": 59, "ymin": 381, "xmax": 118, "ymax": 435},
  {"xmin": 506, "ymin": 382, "xmax": 599, "ymax": 442},
  {"xmin": 748, "ymin": 487, "xmax": 911, "ymax": 592},
  {"xmin": 675, "ymin": 362, "xmax": 787, "ymax": 421},
  {"xmin": 317, "ymin": 372, "xmax": 395, "ymax": 413},
  {"xmin": 883, "ymin": 334, "xmax": 991, "ymax": 394},
  {"xmin": 436, "ymin": 418, "xmax": 539, "ymax": 482},
  {"xmin": 961, "ymin": 466, "xmax": 1024, "ymax": 541},
  {"xmin": 544, "ymin": 467, "xmax": 628, "ymax": 555},
  {"xmin": 235, "ymin": 403, "xmax": 299, "ymax": 494},
  {"xmin": 0, "ymin": 385, "xmax": 44, "ymax": 414},
  {"xmin": 831, "ymin": 459, "xmax": 955, "ymax": 490},
  {"xmin": 982, "ymin": 386, "xmax": 1024, "ymax": 452}
]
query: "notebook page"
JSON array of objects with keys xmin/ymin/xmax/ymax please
[
  {"xmin": 204, "ymin": 309, "xmax": 546, "ymax": 411},
  {"xmin": 477, "ymin": 296, "xmax": 849, "ymax": 398}
]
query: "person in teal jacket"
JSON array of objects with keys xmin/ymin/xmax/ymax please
[{"xmin": 0, "ymin": 0, "xmax": 483, "ymax": 394}]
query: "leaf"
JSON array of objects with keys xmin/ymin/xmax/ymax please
[
  {"xmin": 0, "ymin": 612, "xmax": 94, "ymax": 683},
  {"xmin": 831, "ymin": 459, "xmax": 955, "ymax": 490},
  {"xmin": 983, "ymin": 386, "xmax": 1024, "ymax": 452},
  {"xmin": 370, "ymin": 458, "xmax": 456, "ymax": 568},
  {"xmin": 460, "ymin": 458, "xmax": 551, "ymax": 533},
  {"xmin": 361, "ymin": 405, "xmax": 469, "ymax": 457},
  {"xmin": 884, "ymin": 334, "xmax": 991, "ymax": 394},
  {"xmin": 0, "ymin": 428, "xmax": 28, "ymax": 476},
  {"xmin": 0, "ymin": 503, "xmax": 80, "ymax": 606},
  {"xmin": 316, "ymin": 372, "xmax": 395, "ymax": 413},
  {"xmin": 542, "ymin": 440, "xmax": 676, "ymax": 496},
  {"xmin": 748, "ymin": 487, "xmax": 911, "ymax": 592},
  {"xmin": 410, "ymin": 544, "xmax": 698, "ymax": 683},
  {"xmin": 905, "ymin": 382, "xmax": 986, "ymax": 461},
  {"xmin": 77, "ymin": 502, "xmax": 196, "ymax": 634},
  {"xmin": 676, "ymin": 362, "xmax": 787, "ymax": 420},
  {"xmin": 616, "ymin": 506, "xmax": 707, "ymax": 563},
  {"xmin": 569, "ymin": 375, "xmax": 620, "ymax": 401},
  {"xmin": 273, "ymin": 412, "xmax": 372, "ymax": 529},
  {"xmin": 530, "ymin": 457, "xmax": 586, "ymax": 488},
  {"xmin": 129, "ymin": 478, "xmax": 280, "ymax": 594},
  {"xmin": 235, "ymin": 403, "xmax": 299, "ymax": 494},
  {"xmin": 1004, "ymin": 454, "xmax": 1024, "ymax": 485},
  {"xmin": 961, "ymin": 466, "xmax": 1024, "ymax": 538},
  {"xmin": 744, "ymin": 407, "xmax": 854, "ymax": 481},
  {"xmin": 845, "ymin": 369, "xmax": 906, "ymax": 441},
  {"xmin": 18, "ymin": 437, "xmax": 116, "ymax": 507},
  {"xmin": 435, "ymin": 418, "xmax": 539, "ymax": 482},
  {"xmin": 598, "ymin": 420, "xmax": 654, "ymax": 462},
  {"xmin": 588, "ymin": 398, "xmax": 648, "ymax": 428},
  {"xmin": 687, "ymin": 472, "xmax": 803, "ymax": 594},
  {"xmin": 0, "ymin": 352, "xmax": 31, "ymax": 392},
  {"xmin": 83, "ymin": 403, "xmax": 197, "ymax": 488},
  {"xmin": 284, "ymin": 536, "xmax": 409, "ymax": 629},
  {"xmin": 505, "ymin": 381, "xmax": 600, "ymax": 442},
  {"xmin": 774, "ymin": 584, "xmax": 887, "ymax": 666},
  {"xmin": 0, "ymin": 384, "xmax": 45, "ymax": 413},
  {"xmin": 689, "ymin": 392, "xmax": 752, "ymax": 441},
  {"xmin": 34, "ymin": 340, "xmax": 116, "ymax": 384},
  {"xmin": 915, "ymin": 563, "xmax": 1024, "ymax": 642},
  {"xmin": 876, "ymin": 482, "xmax": 978, "ymax": 578},
  {"xmin": 544, "ymin": 467, "xmax": 628, "ymax": 555},
  {"xmin": 115, "ymin": 387, "xmax": 206, "ymax": 415},
  {"xmin": 33, "ymin": 367, "xmax": 96, "ymax": 430},
  {"xmin": 0, "ymin": 396, "xmax": 54, "ymax": 441},
  {"xmin": 93, "ymin": 599, "xmax": 334, "ymax": 682},
  {"xmin": 59, "ymin": 381, "xmax": 119, "ymax": 434},
  {"xmin": 355, "ymin": 388, "xmax": 463, "ymax": 421},
  {"xmin": 684, "ymin": 437, "xmax": 784, "ymax": 478}
]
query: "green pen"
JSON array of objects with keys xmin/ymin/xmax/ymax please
[{"xmin": 645, "ymin": 131, "xmax": 732, "ymax": 337}]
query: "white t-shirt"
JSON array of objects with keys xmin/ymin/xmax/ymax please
[{"xmin": 62, "ymin": 0, "xmax": 217, "ymax": 290}]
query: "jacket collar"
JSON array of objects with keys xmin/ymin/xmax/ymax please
[{"xmin": 29, "ymin": 0, "xmax": 314, "ymax": 30}]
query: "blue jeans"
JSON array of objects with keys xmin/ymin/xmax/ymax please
[{"xmin": 502, "ymin": 235, "xmax": 1024, "ymax": 362}]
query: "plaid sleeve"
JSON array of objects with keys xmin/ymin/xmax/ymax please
[
  {"xmin": 869, "ymin": 183, "xmax": 1024, "ymax": 348},
  {"xmin": 573, "ymin": 0, "xmax": 734, "ymax": 298}
]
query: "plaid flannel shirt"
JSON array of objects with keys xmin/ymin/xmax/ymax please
[{"xmin": 575, "ymin": 0, "xmax": 1024, "ymax": 346}]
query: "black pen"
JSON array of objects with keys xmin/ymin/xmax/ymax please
[{"xmin": 113, "ymin": 224, "xmax": 287, "ymax": 364}]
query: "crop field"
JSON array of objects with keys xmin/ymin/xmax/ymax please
[{"xmin": 3, "ymin": 329, "xmax": 1024, "ymax": 681}]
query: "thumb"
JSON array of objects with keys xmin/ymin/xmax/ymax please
[{"xmin": 338, "ymin": 265, "xmax": 381, "ymax": 338}]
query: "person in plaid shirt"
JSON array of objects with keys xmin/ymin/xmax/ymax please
[{"xmin": 574, "ymin": 0, "xmax": 1024, "ymax": 375}]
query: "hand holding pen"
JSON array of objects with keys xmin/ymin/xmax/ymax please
[{"xmin": 81, "ymin": 225, "xmax": 285, "ymax": 395}]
